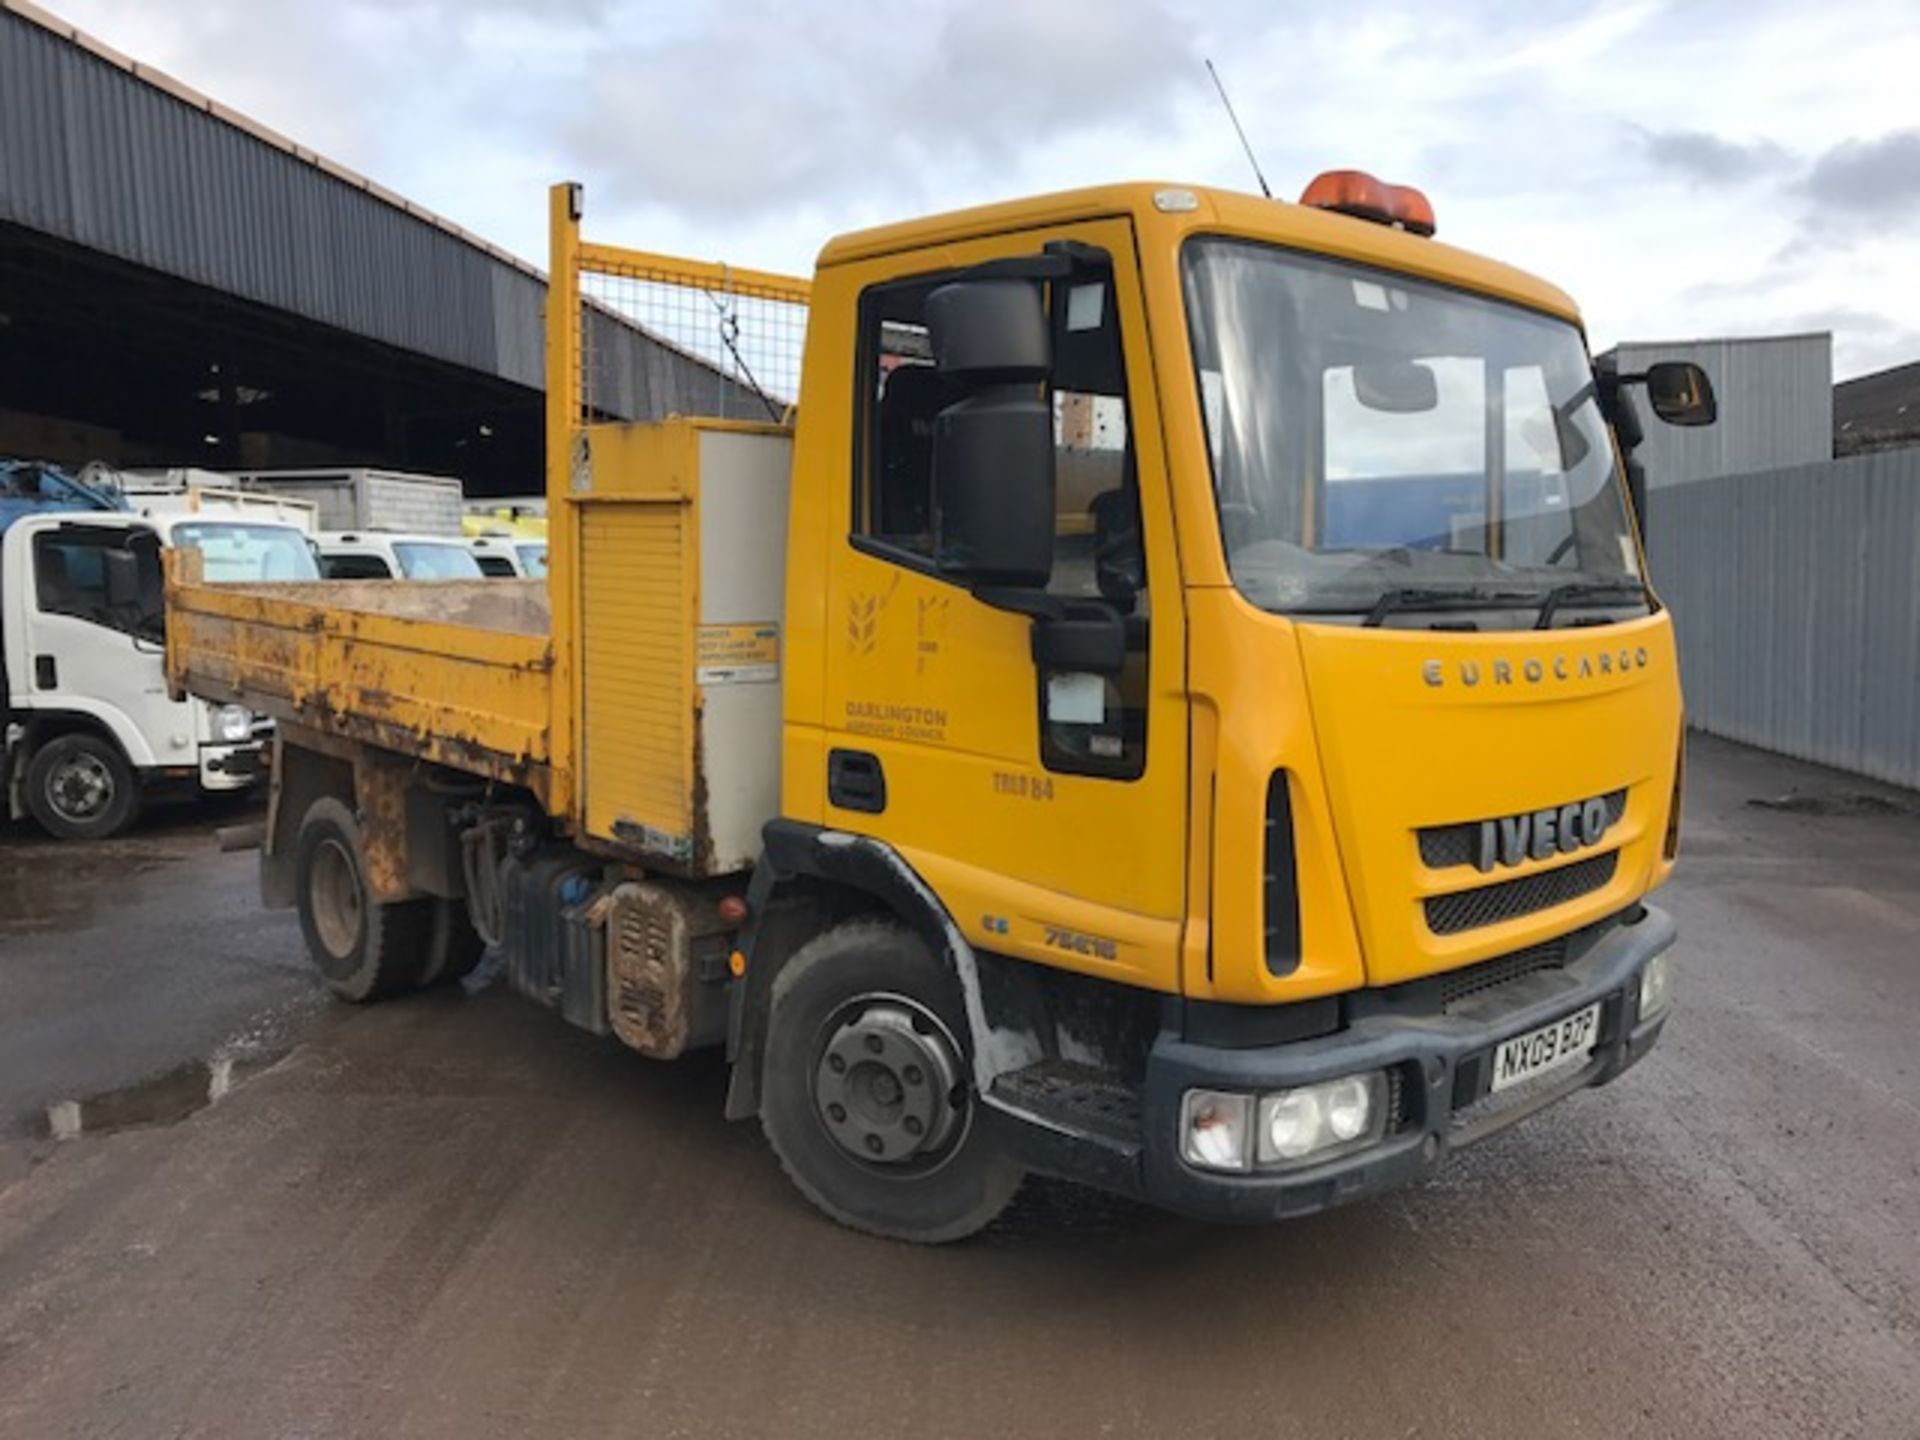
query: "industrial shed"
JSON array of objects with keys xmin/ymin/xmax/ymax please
[
  {"xmin": 0, "ymin": 0, "xmax": 765, "ymax": 492},
  {"xmin": 1834, "ymin": 358, "xmax": 1920, "ymax": 456},
  {"xmin": 1596, "ymin": 333, "xmax": 1834, "ymax": 489}
]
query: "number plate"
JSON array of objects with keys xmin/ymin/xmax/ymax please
[{"xmin": 1488, "ymin": 1002, "xmax": 1601, "ymax": 1094}]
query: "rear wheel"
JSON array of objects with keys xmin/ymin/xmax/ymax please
[
  {"xmin": 24, "ymin": 732, "xmax": 140, "ymax": 840},
  {"xmin": 294, "ymin": 797, "xmax": 432, "ymax": 1002},
  {"xmin": 423, "ymin": 897, "xmax": 488, "ymax": 985},
  {"xmin": 759, "ymin": 919, "xmax": 1022, "ymax": 1243}
]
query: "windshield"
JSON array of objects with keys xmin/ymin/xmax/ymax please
[
  {"xmin": 1182, "ymin": 238, "xmax": 1642, "ymax": 619},
  {"xmin": 170, "ymin": 522, "xmax": 320, "ymax": 582},
  {"xmin": 393, "ymin": 542, "xmax": 484, "ymax": 580},
  {"xmin": 516, "ymin": 542, "xmax": 548, "ymax": 578}
]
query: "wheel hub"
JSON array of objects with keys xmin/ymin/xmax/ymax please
[
  {"xmin": 308, "ymin": 837, "xmax": 364, "ymax": 959},
  {"xmin": 48, "ymin": 754, "xmax": 112, "ymax": 821},
  {"xmin": 813, "ymin": 997, "xmax": 965, "ymax": 1167}
]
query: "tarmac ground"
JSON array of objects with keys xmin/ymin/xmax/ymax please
[{"xmin": 1, "ymin": 735, "xmax": 1916, "ymax": 1438}]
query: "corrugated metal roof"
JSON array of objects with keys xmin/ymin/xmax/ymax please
[
  {"xmin": 1834, "ymin": 359, "xmax": 1920, "ymax": 451},
  {"xmin": 0, "ymin": 1, "xmax": 755, "ymax": 419}
]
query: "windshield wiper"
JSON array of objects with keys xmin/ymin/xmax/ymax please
[
  {"xmin": 1360, "ymin": 587, "xmax": 1530, "ymax": 628},
  {"xmin": 1534, "ymin": 581, "xmax": 1648, "ymax": 630}
]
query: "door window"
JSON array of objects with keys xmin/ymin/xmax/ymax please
[
  {"xmin": 32, "ymin": 528, "xmax": 159, "ymax": 639},
  {"xmin": 1039, "ymin": 265, "xmax": 1147, "ymax": 779},
  {"xmin": 849, "ymin": 250, "xmax": 1149, "ymax": 779},
  {"xmin": 322, "ymin": 553, "xmax": 393, "ymax": 579},
  {"xmin": 852, "ymin": 284, "xmax": 942, "ymax": 561},
  {"xmin": 392, "ymin": 542, "xmax": 485, "ymax": 580}
]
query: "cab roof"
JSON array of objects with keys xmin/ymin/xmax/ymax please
[{"xmin": 815, "ymin": 180, "xmax": 1581, "ymax": 327}]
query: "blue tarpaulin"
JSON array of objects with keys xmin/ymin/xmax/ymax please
[{"xmin": 0, "ymin": 461, "xmax": 126, "ymax": 536}]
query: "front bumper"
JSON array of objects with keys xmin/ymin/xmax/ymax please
[
  {"xmin": 988, "ymin": 906, "xmax": 1676, "ymax": 1222},
  {"xmin": 198, "ymin": 742, "xmax": 267, "ymax": 791}
]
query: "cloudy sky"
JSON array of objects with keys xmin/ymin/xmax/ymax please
[{"xmin": 52, "ymin": 0, "xmax": 1920, "ymax": 377}]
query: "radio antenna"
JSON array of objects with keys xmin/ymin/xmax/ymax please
[{"xmin": 1205, "ymin": 58, "xmax": 1272, "ymax": 199}]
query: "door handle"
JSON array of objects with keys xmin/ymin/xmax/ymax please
[{"xmin": 828, "ymin": 749, "xmax": 887, "ymax": 814}]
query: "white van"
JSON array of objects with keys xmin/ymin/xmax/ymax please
[
  {"xmin": 315, "ymin": 532, "xmax": 485, "ymax": 581},
  {"xmin": 1, "ymin": 510, "xmax": 317, "ymax": 839},
  {"xmin": 466, "ymin": 534, "xmax": 549, "ymax": 578}
]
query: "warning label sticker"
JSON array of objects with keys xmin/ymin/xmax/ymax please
[{"xmin": 696, "ymin": 623, "xmax": 780, "ymax": 685}]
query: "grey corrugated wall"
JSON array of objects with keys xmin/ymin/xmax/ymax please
[
  {"xmin": 1647, "ymin": 450, "xmax": 1920, "ymax": 789},
  {"xmin": 0, "ymin": 6, "xmax": 755, "ymax": 420},
  {"xmin": 1605, "ymin": 336, "xmax": 1833, "ymax": 489}
]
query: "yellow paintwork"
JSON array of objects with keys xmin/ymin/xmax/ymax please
[
  {"xmin": 545, "ymin": 183, "xmax": 583, "ymax": 825},
  {"xmin": 163, "ymin": 557, "xmax": 557, "ymax": 802},
  {"xmin": 577, "ymin": 240, "xmax": 810, "ymax": 305},
  {"xmin": 576, "ymin": 421, "xmax": 700, "ymax": 852},
  {"xmin": 463, "ymin": 508, "xmax": 547, "ymax": 540},
  {"xmin": 791, "ymin": 179, "xmax": 1680, "ymax": 1002},
  {"xmin": 787, "ymin": 214, "xmax": 1192, "ymax": 993},
  {"xmin": 167, "ymin": 176, "xmax": 1682, "ymax": 1007}
]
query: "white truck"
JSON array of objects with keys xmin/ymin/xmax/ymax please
[
  {"xmin": 1, "ymin": 508, "xmax": 318, "ymax": 839},
  {"xmin": 233, "ymin": 468, "xmax": 466, "ymax": 536},
  {"xmin": 464, "ymin": 534, "xmax": 547, "ymax": 577},
  {"xmin": 313, "ymin": 531, "xmax": 485, "ymax": 580},
  {"xmin": 119, "ymin": 469, "xmax": 324, "ymax": 533}
]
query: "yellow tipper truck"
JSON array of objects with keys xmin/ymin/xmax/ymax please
[{"xmin": 166, "ymin": 174, "xmax": 1717, "ymax": 1240}]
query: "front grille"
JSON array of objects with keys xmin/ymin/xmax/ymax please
[
  {"xmin": 1384, "ymin": 1064, "xmax": 1408, "ymax": 1132},
  {"xmin": 1424, "ymin": 851, "xmax": 1618, "ymax": 936},
  {"xmin": 1418, "ymin": 789, "xmax": 1628, "ymax": 871},
  {"xmin": 1437, "ymin": 939, "xmax": 1567, "ymax": 1012}
]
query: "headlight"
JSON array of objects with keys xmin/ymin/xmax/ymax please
[
  {"xmin": 1256, "ymin": 1073, "xmax": 1386, "ymax": 1168},
  {"xmin": 1180, "ymin": 1090, "xmax": 1252, "ymax": 1173},
  {"xmin": 1639, "ymin": 951, "xmax": 1675, "ymax": 1020},
  {"xmin": 1183, "ymin": 1071, "xmax": 1389, "ymax": 1174},
  {"xmin": 211, "ymin": 704, "xmax": 253, "ymax": 743}
]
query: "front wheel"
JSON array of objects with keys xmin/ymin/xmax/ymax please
[
  {"xmin": 24, "ymin": 732, "xmax": 141, "ymax": 840},
  {"xmin": 759, "ymin": 918, "xmax": 1022, "ymax": 1243}
]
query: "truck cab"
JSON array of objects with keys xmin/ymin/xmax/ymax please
[{"xmin": 2, "ymin": 509, "xmax": 313, "ymax": 837}]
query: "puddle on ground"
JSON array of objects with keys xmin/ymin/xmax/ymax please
[
  {"xmin": 41, "ymin": 1044, "xmax": 288, "ymax": 1141},
  {"xmin": 1748, "ymin": 791, "xmax": 1911, "ymax": 818},
  {"xmin": 0, "ymin": 845, "xmax": 182, "ymax": 936}
]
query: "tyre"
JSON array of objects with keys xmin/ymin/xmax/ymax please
[
  {"xmin": 293, "ymin": 797, "xmax": 433, "ymax": 1002},
  {"xmin": 422, "ymin": 897, "xmax": 488, "ymax": 985},
  {"xmin": 759, "ymin": 918, "xmax": 1022, "ymax": 1243},
  {"xmin": 24, "ymin": 731, "xmax": 141, "ymax": 840}
]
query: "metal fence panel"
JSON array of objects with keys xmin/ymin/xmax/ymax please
[{"xmin": 1647, "ymin": 450, "xmax": 1920, "ymax": 789}]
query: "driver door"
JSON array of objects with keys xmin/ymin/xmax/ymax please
[
  {"xmin": 818, "ymin": 216, "xmax": 1189, "ymax": 994},
  {"xmin": 24, "ymin": 523, "xmax": 183, "ymax": 763}
]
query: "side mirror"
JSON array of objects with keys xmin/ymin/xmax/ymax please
[
  {"xmin": 931, "ymin": 392, "xmax": 1055, "ymax": 587},
  {"xmin": 104, "ymin": 545, "xmax": 165, "ymax": 635},
  {"xmin": 1646, "ymin": 361, "xmax": 1716, "ymax": 427},
  {"xmin": 925, "ymin": 279, "xmax": 1056, "ymax": 589},
  {"xmin": 103, "ymin": 548, "xmax": 141, "ymax": 609},
  {"xmin": 926, "ymin": 279, "xmax": 1050, "ymax": 380}
]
